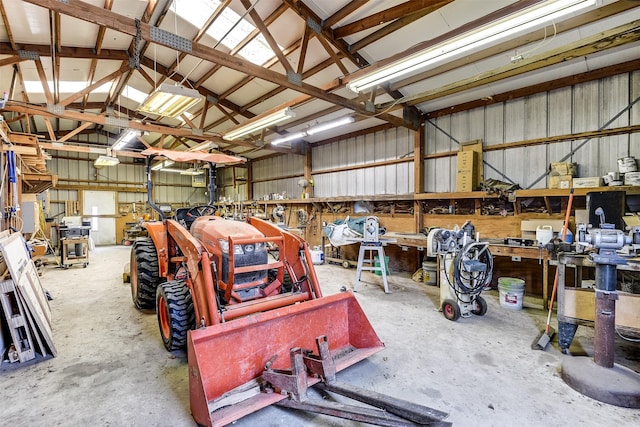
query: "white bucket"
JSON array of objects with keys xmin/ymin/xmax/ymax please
[
  {"xmin": 498, "ymin": 277, "xmax": 525, "ymax": 310},
  {"xmin": 536, "ymin": 225, "xmax": 553, "ymax": 245},
  {"xmin": 310, "ymin": 246, "xmax": 324, "ymax": 265},
  {"xmin": 422, "ymin": 261, "xmax": 437, "ymax": 286},
  {"xmin": 618, "ymin": 157, "xmax": 637, "ymax": 173}
]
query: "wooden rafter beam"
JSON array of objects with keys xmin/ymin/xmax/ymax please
[
  {"xmin": 135, "ymin": 66, "xmax": 156, "ymax": 88},
  {"xmin": 58, "ymin": 121, "xmax": 93, "ymax": 142},
  {"xmin": 333, "ymin": 0, "xmax": 450, "ymax": 38},
  {"xmin": 192, "ymin": 3, "xmax": 288, "ymax": 90},
  {"xmin": 157, "ymin": 0, "xmax": 230, "ymax": 87},
  {"xmin": 297, "ymin": 24, "xmax": 311, "ymax": 75},
  {"xmin": 240, "ymin": 0, "xmax": 294, "ymax": 75},
  {"xmin": 21, "ymin": 0, "xmax": 413, "ymax": 129},
  {"xmin": 282, "ymin": 0, "xmax": 369, "ymax": 68},
  {"xmin": 2, "ymin": 102, "xmax": 216, "ymax": 141},
  {"xmin": 105, "ymin": 0, "xmax": 168, "ymax": 112},
  {"xmin": 59, "ymin": 64, "xmax": 128, "ymax": 106},
  {"xmin": 315, "ymin": 34, "xmax": 348, "ymax": 75},
  {"xmin": 199, "ymin": 98, "xmax": 209, "ymax": 129},
  {"xmin": 84, "ymin": 0, "xmax": 113, "ymax": 106},
  {"xmin": 43, "ymin": 117, "xmax": 56, "ymax": 140},
  {"xmin": 34, "ymin": 58, "xmax": 54, "ymax": 104},
  {"xmin": 0, "ymin": 0, "xmax": 17, "ymax": 50},
  {"xmin": 350, "ymin": 1, "xmax": 452, "ymax": 53},
  {"xmin": 180, "ymin": 114, "xmax": 196, "ymax": 129},
  {"xmin": 323, "ymin": 0, "xmax": 369, "ymax": 29},
  {"xmin": 0, "ymin": 56, "xmax": 25, "ymax": 67},
  {"xmin": 0, "ymin": 42, "xmax": 129, "ymax": 60}
]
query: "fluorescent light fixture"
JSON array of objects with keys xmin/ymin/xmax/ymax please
[
  {"xmin": 223, "ymin": 107, "xmax": 295, "ymax": 141},
  {"xmin": 307, "ymin": 116, "xmax": 355, "ymax": 135},
  {"xmin": 137, "ymin": 83, "xmax": 202, "ymax": 118},
  {"xmin": 271, "ymin": 131, "xmax": 306, "ymax": 145},
  {"xmin": 159, "ymin": 167, "xmax": 192, "ymax": 174},
  {"xmin": 346, "ymin": 0, "xmax": 596, "ymax": 93},
  {"xmin": 180, "ymin": 167, "xmax": 204, "ymax": 176},
  {"xmin": 94, "ymin": 155, "xmax": 120, "ymax": 167},
  {"xmin": 151, "ymin": 160, "xmax": 174, "ymax": 171},
  {"xmin": 112, "ymin": 130, "xmax": 138, "ymax": 151},
  {"xmin": 271, "ymin": 116, "xmax": 355, "ymax": 145}
]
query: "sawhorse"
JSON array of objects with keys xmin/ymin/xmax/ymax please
[{"xmin": 354, "ymin": 243, "xmax": 390, "ymax": 294}]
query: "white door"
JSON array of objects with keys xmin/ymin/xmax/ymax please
[{"xmin": 82, "ymin": 191, "xmax": 116, "ymax": 245}]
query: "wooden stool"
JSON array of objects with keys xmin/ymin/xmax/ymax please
[{"xmin": 354, "ymin": 243, "xmax": 390, "ymax": 294}]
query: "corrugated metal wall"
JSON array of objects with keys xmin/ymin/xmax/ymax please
[
  {"xmin": 217, "ymin": 167, "xmax": 248, "ymax": 202},
  {"xmin": 44, "ymin": 72, "xmax": 640, "ymax": 211},
  {"xmin": 311, "ymin": 127, "xmax": 414, "ymax": 197},
  {"xmin": 46, "ymin": 153, "xmax": 209, "ymax": 218},
  {"xmin": 425, "ymin": 71, "xmax": 640, "ymax": 191},
  {"xmin": 252, "ymin": 153, "xmax": 305, "ymax": 200}
]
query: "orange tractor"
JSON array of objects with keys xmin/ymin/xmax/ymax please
[{"xmin": 130, "ymin": 148, "xmax": 449, "ymax": 426}]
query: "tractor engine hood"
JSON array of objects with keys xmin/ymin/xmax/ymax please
[{"xmin": 190, "ymin": 217, "xmax": 265, "ymax": 253}]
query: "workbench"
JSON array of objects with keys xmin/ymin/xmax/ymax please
[
  {"xmin": 556, "ymin": 253, "xmax": 640, "ymax": 351},
  {"xmin": 60, "ymin": 237, "xmax": 89, "ymax": 269},
  {"xmin": 383, "ymin": 232, "xmax": 428, "ymax": 250}
]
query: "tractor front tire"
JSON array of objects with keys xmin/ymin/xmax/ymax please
[
  {"xmin": 156, "ymin": 281, "xmax": 195, "ymax": 351},
  {"xmin": 131, "ymin": 238, "xmax": 162, "ymax": 310}
]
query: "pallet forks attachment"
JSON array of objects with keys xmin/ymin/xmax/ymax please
[
  {"xmin": 188, "ymin": 291, "xmax": 392, "ymax": 426},
  {"xmin": 266, "ymin": 336, "xmax": 451, "ymax": 426}
]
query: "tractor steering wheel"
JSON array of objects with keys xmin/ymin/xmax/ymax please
[{"xmin": 186, "ymin": 205, "xmax": 217, "ymax": 218}]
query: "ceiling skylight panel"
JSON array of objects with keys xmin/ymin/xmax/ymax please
[
  {"xmin": 172, "ymin": 0, "xmax": 216, "ymax": 28},
  {"xmin": 121, "ymin": 85, "xmax": 148, "ymax": 104},
  {"xmin": 172, "ymin": 0, "xmax": 277, "ymax": 65},
  {"xmin": 206, "ymin": 7, "xmax": 254, "ymax": 50}
]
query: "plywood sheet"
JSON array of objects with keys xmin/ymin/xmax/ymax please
[{"xmin": 0, "ymin": 233, "xmax": 56, "ymax": 357}]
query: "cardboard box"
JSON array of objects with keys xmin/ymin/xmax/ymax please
[
  {"xmin": 31, "ymin": 243, "xmax": 47, "ymax": 257},
  {"xmin": 572, "ymin": 177, "xmax": 603, "ymax": 188},
  {"xmin": 456, "ymin": 170, "xmax": 477, "ymax": 192},
  {"xmin": 457, "ymin": 151, "xmax": 477, "ymax": 173},
  {"xmin": 550, "ymin": 162, "xmax": 577, "ymax": 177},
  {"xmin": 549, "ymin": 174, "xmax": 572, "ymax": 189}
]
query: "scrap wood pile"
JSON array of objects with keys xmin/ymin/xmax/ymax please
[{"xmin": 0, "ymin": 231, "xmax": 56, "ymax": 365}]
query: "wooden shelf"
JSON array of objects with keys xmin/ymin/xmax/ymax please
[{"xmin": 242, "ymin": 186, "xmax": 639, "ymax": 206}]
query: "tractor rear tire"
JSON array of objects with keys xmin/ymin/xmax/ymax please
[
  {"xmin": 156, "ymin": 281, "xmax": 194, "ymax": 351},
  {"xmin": 131, "ymin": 238, "xmax": 163, "ymax": 310}
]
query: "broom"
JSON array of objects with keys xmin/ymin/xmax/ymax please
[{"xmin": 532, "ymin": 188, "xmax": 574, "ymax": 350}]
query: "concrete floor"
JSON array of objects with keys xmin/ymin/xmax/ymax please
[{"xmin": 2, "ymin": 245, "xmax": 639, "ymax": 426}]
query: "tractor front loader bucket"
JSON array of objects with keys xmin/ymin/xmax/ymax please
[{"xmin": 188, "ymin": 291, "xmax": 384, "ymax": 427}]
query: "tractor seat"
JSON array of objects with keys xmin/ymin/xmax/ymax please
[{"xmin": 174, "ymin": 207, "xmax": 195, "ymax": 229}]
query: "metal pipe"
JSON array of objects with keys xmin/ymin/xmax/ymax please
[
  {"xmin": 146, "ymin": 155, "xmax": 165, "ymax": 220},
  {"xmin": 207, "ymin": 162, "xmax": 217, "ymax": 205},
  {"xmin": 594, "ymin": 264, "xmax": 617, "ymax": 368}
]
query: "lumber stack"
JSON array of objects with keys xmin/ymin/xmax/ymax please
[{"xmin": 0, "ymin": 231, "xmax": 56, "ymax": 363}]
